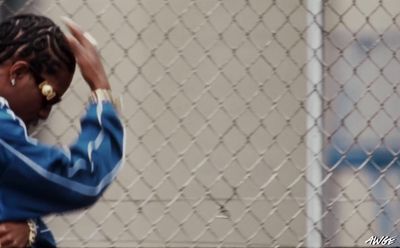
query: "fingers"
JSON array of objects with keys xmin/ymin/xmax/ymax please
[
  {"xmin": 61, "ymin": 16, "xmax": 98, "ymax": 51},
  {"xmin": 0, "ymin": 234, "xmax": 14, "ymax": 248},
  {"xmin": 61, "ymin": 17, "xmax": 110, "ymax": 90},
  {"xmin": 61, "ymin": 16, "xmax": 86, "ymax": 44},
  {"xmin": 0, "ymin": 225, "xmax": 10, "ymax": 247},
  {"xmin": 0, "ymin": 222, "xmax": 29, "ymax": 248},
  {"xmin": 0, "ymin": 224, "xmax": 6, "ymax": 235},
  {"xmin": 83, "ymin": 32, "xmax": 98, "ymax": 48}
]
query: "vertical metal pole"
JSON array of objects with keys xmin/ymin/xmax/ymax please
[{"xmin": 306, "ymin": 0, "xmax": 323, "ymax": 247}]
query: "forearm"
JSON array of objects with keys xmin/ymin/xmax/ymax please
[{"xmin": 40, "ymin": 102, "xmax": 124, "ymax": 192}]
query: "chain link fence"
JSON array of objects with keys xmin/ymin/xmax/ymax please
[{"xmin": 3, "ymin": 0, "xmax": 400, "ymax": 247}]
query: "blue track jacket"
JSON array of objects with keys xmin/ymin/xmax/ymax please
[{"xmin": 0, "ymin": 96, "xmax": 125, "ymax": 247}]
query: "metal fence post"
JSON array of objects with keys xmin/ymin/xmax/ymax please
[{"xmin": 306, "ymin": 0, "xmax": 324, "ymax": 247}]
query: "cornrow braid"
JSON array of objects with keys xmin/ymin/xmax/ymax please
[{"xmin": 0, "ymin": 14, "xmax": 75, "ymax": 78}]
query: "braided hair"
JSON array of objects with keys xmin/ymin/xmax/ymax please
[{"xmin": 0, "ymin": 14, "xmax": 75, "ymax": 78}]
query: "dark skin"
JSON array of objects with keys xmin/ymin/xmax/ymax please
[
  {"xmin": 0, "ymin": 17, "xmax": 111, "ymax": 248},
  {"xmin": 0, "ymin": 222, "xmax": 30, "ymax": 248},
  {"xmin": 0, "ymin": 60, "xmax": 73, "ymax": 125}
]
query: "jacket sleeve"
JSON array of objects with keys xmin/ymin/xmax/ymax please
[{"xmin": 0, "ymin": 98, "xmax": 125, "ymax": 221}]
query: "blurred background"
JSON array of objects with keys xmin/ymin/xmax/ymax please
[{"xmin": 3, "ymin": 0, "xmax": 400, "ymax": 247}]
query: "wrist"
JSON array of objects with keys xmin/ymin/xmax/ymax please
[
  {"xmin": 89, "ymin": 89, "xmax": 121, "ymax": 113},
  {"xmin": 90, "ymin": 78, "xmax": 110, "ymax": 90},
  {"xmin": 91, "ymin": 84, "xmax": 110, "ymax": 91}
]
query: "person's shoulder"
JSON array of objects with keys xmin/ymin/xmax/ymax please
[
  {"xmin": 0, "ymin": 96, "xmax": 9, "ymax": 109},
  {"xmin": 0, "ymin": 97, "xmax": 16, "ymax": 122},
  {"xmin": 0, "ymin": 97, "xmax": 28, "ymax": 140}
]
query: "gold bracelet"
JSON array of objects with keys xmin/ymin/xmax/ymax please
[
  {"xmin": 89, "ymin": 89, "xmax": 121, "ymax": 113},
  {"xmin": 26, "ymin": 219, "xmax": 37, "ymax": 247},
  {"xmin": 90, "ymin": 89, "xmax": 112, "ymax": 103}
]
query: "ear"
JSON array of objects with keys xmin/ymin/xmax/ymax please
[{"xmin": 9, "ymin": 60, "xmax": 31, "ymax": 82}]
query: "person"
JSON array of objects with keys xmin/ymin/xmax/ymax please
[{"xmin": 0, "ymin": 14, "xmax": 124, "ymax": 247}]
